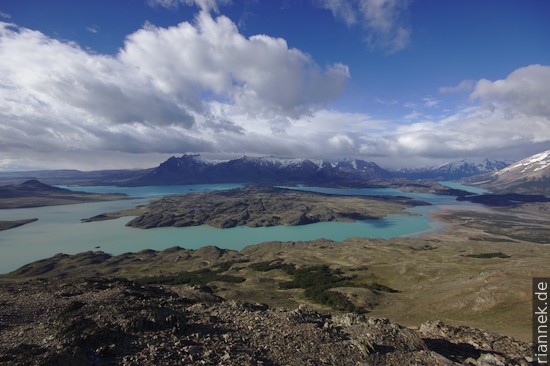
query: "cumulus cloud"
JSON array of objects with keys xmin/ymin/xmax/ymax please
[
  {"xmin": 380, "ymin": 67, "xmax": 550, "ymax": 160},
  {"xmin": 0, "ymin": 14, "xmax": 548, "ymax": 171},
  {"xmin": 471, "ymin": 64, "xmax": 550, "ymax": 118},
  {"xmin": 0, "ymin": 15, "xmax": 349, "ymax": 168},
  {"xmin": 120, "ymin": 12, "xmax": 349, "ymax": 119},
  {"xmin": 315, "ymin": 0, "xmax": 411, "ymax": 53}
]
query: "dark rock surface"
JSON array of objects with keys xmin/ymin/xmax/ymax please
[
  {"xmin": 0, "ymin": 277, "xmax": 533, "ymax": 365},
  {"xmin": 83, "ymin": 186, "xmax": 427, "ymax": 229},
  {"xmin": 127, "ymin": 154, "xmax": 392, "ymax": 186}
]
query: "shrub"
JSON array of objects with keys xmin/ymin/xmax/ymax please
[
  {"xmin": 137, "ymin": 268, "xmax": 245, "ymax": 286},
  {"xmin": 463, "ymin": 252, "xmax": 511, "ymax": 259}
]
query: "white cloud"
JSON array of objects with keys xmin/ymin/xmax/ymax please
[
  {"xmin": 0, "ymin": 11, "xmax": 11, "ymax": 19},
  {"xmin": 315, "ymin": 0, "xmax": 411, "ymax": 53},
  {"xmin": 86, "ymin": 26, "xmax": 99, "ymax": 34},
  {"xmin": 439, "ymin": 79, "xmax": 474, "ymax": 94},
  {"xmin": 0, "ymin": 16, "xmax": 349, "ymax": 168},
  {"xmin": 147, "ymin": 0, "xmax": 230, "ymax": 13},
  {"xmin": 119, "ymin": 13, "xmax": 349, "ymax": 119},
  {"xmin": 374, "ymin": 97, "xmax": 397, "ymax": 105},
  {"xmin": 471, "ymin": 64, "xmax": 550, "ymax": 118},
  {"xmin": 404, "ymin": 110, "xmax": 422, "ymax": 120},
  {"xmin": 423, "ymin": 97, "xmax": 439, "ymax": 108},
  {"xmin": 315, "ymin": 0, "xmax": 358, "ymax": 26},
  {"xmin": 1, "ymin": 16, "xmax": 548, "ymax": 171}
]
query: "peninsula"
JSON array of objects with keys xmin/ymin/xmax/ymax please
[
  {"xmin": 0, "ymin": 180, "xmax": 127, "ymax": 209},
  {"xmin": 82, "ymin": 186, "xmax": 429, "ymax": 228}
]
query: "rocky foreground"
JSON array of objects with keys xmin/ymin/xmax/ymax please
[{"xmin": 0, "ymin": 277, "xmax": 532, "ymax": 366}]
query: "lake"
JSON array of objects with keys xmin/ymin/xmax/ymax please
[{"xmin": 0, "ymin": 182, "xmax": 482, "ymax": 274}]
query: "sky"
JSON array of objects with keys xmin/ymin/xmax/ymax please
[{"xmin": 0, "ymin": 0, "xmax": 549, "ymax": 171}]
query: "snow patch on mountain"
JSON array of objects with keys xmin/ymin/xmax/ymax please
[
  {"xmin": 394, "ymin": 159, "xmax": 509, "ymax": 180},
  {"xmin": 500, "ymin": 150, "xmax": 550, "ymax": 174}
]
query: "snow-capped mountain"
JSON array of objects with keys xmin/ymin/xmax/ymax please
[
  {"xmin": 477, "ymin": 150, "xmax": 550, "ymax": 195},
  {"xmin": 394, "ymin": 159, "xmax": 509, "ymax": 180},
  {"xmin": 127, "ymin": 155, "xmax": 391, "ymax": 186},
  {"xmin": 496, "ymin": 150, "xmax": 549, "ymax": 178}
]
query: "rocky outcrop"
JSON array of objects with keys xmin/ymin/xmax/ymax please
[
  {"xmin": 83, "ymin": 186, "xmax": 427, "ymax": 229},
  {"xmin": 0, "ymin": 277, "xmax": 533, "ymax": 365}
]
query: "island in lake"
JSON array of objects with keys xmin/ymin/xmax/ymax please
[{"xmin": 83, "ymin": 186, "xmax": 430, "ymax": 228}]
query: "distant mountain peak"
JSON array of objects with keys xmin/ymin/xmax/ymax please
[{"xmin": 394, "ymin": 159, "xmax": 509, "ymax": 180}]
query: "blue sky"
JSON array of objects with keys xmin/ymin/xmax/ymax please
[{"xmin": 0, "ymin": 0, "xmax": 549, "ymax": 170}]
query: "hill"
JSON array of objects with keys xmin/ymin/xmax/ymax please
[
  {"xmin": 0, "ymin": 180, "xmax": 127, "ymax": 209},
  {"xmin": 471, "ymin": 150, "xmax": 550, "ymax": 195},
  {"xmin": 82, "ymin": 186, "xmax": 428, "ymax": 228},
  {"xmin": 0, "ymin": 276, "xmax": 531, "ymax": 365}
]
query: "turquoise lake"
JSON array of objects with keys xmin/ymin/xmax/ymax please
[{"xmin": 0, "ymin": 182, "xmax": 483, "ymax": 274}]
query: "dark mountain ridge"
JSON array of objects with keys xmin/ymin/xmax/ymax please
[{"xmin": 127, "ymin": 154, "xmax": 392, "ymax": 186}]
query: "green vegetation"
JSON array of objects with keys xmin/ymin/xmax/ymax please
[
  {"xmin": 279, "ymin": 265, "xmax": 361, "ymax": 312},
  {"xmin": 249, "ymin": 262, "xmax": 397, "ymax": 312},
  {"xmin": 212, "ymin": 259, "xmax": 249, "ymax": 272},
  {"xmin": 248, "ymin": 261, "xmax": 297, "ymax": 273},
  {"xmin": 463, "ymin": 252, "xmax": 511, "ymax": 259},
  {"xmin": 137, "ymin": 265, "xmax": 245, "ymax": 286}
]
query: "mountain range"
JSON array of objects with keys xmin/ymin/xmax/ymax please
[
  {"xmin": 1, "ymin": 152, "xmax": 549, "ymax": 196},
  {"xmin": 125, "ymin": 155, "xmax": 514, "ymax": 186},
  {"xmin": 127, "ymin": 155, "xmax": 392, "ymax": 186},
  {"xmin": 394, "ymin": 159, "xmax": 510, "ymax": 180}
]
